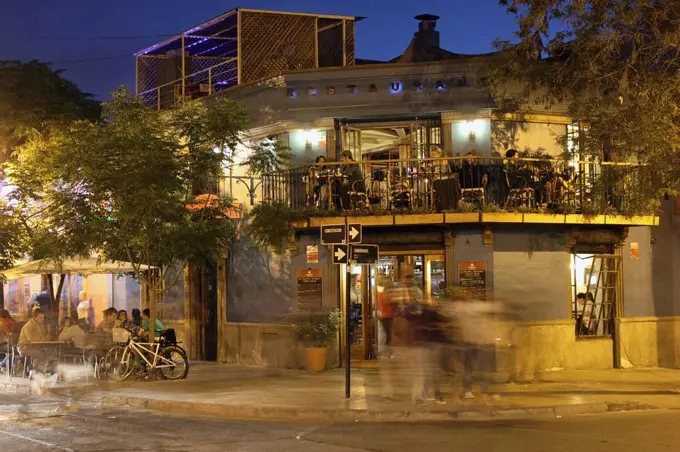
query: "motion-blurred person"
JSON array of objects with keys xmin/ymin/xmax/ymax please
[
  {"xmin": 380, "ymin": 275, "xmax": 424, "ymax": 404},
  {"xmin": 419, "ymin": 300, "xmax": 451, "ymax": 405},
  {"xmin": 454, "ymin": 293, "xmax": 502, "ymax": 402},
  {"xmin": 377, "ymin": 277, "xmax": 395, "ymax": 357}
]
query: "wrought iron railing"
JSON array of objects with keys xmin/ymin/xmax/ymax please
[{"xmin": 261, "ymin": 157, "xmax": 655, "ymax": 217}]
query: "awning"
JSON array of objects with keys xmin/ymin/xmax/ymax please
[{"xmin": 1, "ymin": 257, "xmax": 152, "ymax": 280}]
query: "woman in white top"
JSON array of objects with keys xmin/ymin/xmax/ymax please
[{"xmin": 76, "ymin": 291, "xmax": 91, "ymax": 330}]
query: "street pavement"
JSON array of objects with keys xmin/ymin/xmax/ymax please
[
  {"xmin": 1, "ymin": 392, "xmax": 680, "ymax": 451},
  {"xmin": 86, "ymin": 364, "xmax": 680, "ymax": 421}
]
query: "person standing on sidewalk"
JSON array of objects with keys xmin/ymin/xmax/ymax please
[{"xmin": 77, "ymin": 291, "xmax": 92, "ymax": 331}]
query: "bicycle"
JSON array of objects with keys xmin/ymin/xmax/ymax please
[{"xmin": 104, "ymin": 327, "xmax": 189, "ymax": 381}]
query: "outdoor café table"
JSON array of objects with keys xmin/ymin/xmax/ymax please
[{"xmin": 29, "ymin": 340, "xmax": 68, "ymax": 359}]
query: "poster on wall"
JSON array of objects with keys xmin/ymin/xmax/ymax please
[
  {"xmin": 630, "ymin": 242, "xmax": 640, "ymax": 259},
  {"xmin": 457, "ymin": 261, "xmax": 487, "ymax": 300},
  {"xmin": 306, "ymin": 245, "xmax": 319, "ymax": 264},
  {"xmin": 295, "ymin": 268, "xmax": 323, "ymax": 312}
]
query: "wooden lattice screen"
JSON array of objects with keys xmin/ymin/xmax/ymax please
[
  {"xmin": 239, "ymin": 11, "xmax": 317, "ymax": 84},
  {"xmin": 344, "ymin": 20, "xmax": 355, "ymax": 65}
]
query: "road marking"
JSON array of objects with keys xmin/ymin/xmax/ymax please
[{"xmin": 0, "ymin": 429, "xmax": 74, "ymax": 451}]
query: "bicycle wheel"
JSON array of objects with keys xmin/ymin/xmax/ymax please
[
  {"xmin": 104, "ymin": 345, "xmax": 133, "ymax": 381},
  {"xmin": 158, "ymin": 345, "xmax": 189, "ymax": 380}
]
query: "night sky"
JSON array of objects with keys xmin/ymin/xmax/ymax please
[{"xmin": 0, "ymin": 0, "xmax": 517, "ymax": 100}]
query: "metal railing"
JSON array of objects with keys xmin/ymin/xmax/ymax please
[{"xmin": 261, "ymin": 156, "xmax": 654, "ymax": 216}]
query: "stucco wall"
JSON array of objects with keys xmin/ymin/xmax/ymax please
[
  {"xmin": 623, "ymin": 227, "xmax": 656, "ymax": 317},
  {"xmin": 491, "ymin": 121, "xmax": 566, "ymax": 157},
  {"xmin": 227, "ymin": 237, "xmax": 294, "ymax": 323},
  {"xmin": 453, "ymin": 228, "xmax": 494, "ymax": 289},
  {"xmin": 222, "ymin": 322, "xmax": 339, "ymax": 369},
  {"xmin": 493, "ymin": 229, "xmax": 570, "ymax": 321}
]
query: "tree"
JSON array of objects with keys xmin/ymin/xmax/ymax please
[
  {"xmin": 490, "ymin": 0, "xmax": 680, "ymax": 206},
  {"xmin": 6, "ymin": 87, "xmax": 290, "ymax": 336},
  {"xmin": 0, "ymin": 60, "xmax": 100, "ymax": 160}
]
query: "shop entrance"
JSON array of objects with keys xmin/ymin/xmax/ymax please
[{"xmin": 346, "ymin": 251, "xmax": 445, "ymax": 361}]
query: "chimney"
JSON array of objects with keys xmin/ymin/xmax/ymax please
[{"xmin": 414, "ymin": 14, "xmax": 440, "ymax": 48}]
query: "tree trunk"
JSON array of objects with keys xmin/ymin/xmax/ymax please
[{"xmin": 55, "ymin": 275, "xmax": 65, "ymax": 321}]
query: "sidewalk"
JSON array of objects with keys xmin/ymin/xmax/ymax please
[{"xmin": 21, "ymin": 363, "xmax": 678, "ymax": 422}]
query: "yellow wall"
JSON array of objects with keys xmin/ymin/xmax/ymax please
[
  {"xmin": 492, "ymin": 121, "xmax": 566, "ymax": 157},
  {"xmin": 620, "ymin": 317, "xmax": 680, "ymax": 368}
]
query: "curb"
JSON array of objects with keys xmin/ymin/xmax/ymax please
[{"xmin": 102, "ymin": 396, "xmax": 656, "ymax": 423}]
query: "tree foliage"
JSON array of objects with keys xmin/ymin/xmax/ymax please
[
  {"xmin": 4, "ymin": 88, "xmax": 290, "ymax": 288},
  {"xmin": 490, "ymin": 0, "xmax": 680, "ymax": 194},
  {"xmin": 0, "ymin": 60, "xmax": 100, "ymax": 157}
]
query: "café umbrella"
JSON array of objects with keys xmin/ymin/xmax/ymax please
[{"xmin": 1, "ymin": 257, "xmax": 152, "ymax": 280}]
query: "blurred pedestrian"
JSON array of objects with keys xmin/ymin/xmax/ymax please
[
  {"xmin": 454, "ymin": 293, "xmax": 502, "ymax": 402},
  {"xmin": 377, "ymin": 277, "xmax": 395, "ymax": 357}
]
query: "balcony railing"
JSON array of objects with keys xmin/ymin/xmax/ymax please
[{"xmin": 261, "ymin": 157, "xmax": 655, "ymax": 218}]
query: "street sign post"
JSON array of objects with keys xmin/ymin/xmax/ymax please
[
  {"xmin": 320, "ymin": 224, "xmax": 346, "ymax": 244},
  {"xmin": 332, "ymin": 244, "xmax": 348, "ymax": 265},
  {"xmin": 320, "ymin": 223, "xmax": 371, "ymax": 400},
  {"xmin": 349, "ymin": 244, "xmax": 379, "ymax": 265},
  {"xmin": 347, "ymin": 223, "xmax": 362, "ymax": 243}
]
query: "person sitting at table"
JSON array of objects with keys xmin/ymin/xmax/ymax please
[
  {"xmin": 0, "ymin": 310, "xmax": 16, "ymax": 372},
  {"xmin": 139, "ymin": 309, "xmax": 165, "ymax": 340},
  {"xmin": 17, "ymin": 308, "xmax": 48, "ymax": 370},
  {"xmin": 58, "ymin": 316, "xmax": 85, "ymax": 343},
  {"xmin": 96, "ymin": 307, "xmax": 118, "ymax": 334},
  {"xmin": 115, "ymin": 310, "xmax": 132, "ymax": 329},
  {"xmin": 0, "ymin": 309, "xmax": 15, "ymax": 342},
  {"xmin": 309, "ymin": 155, "xmax": 330, "ymax": 209},
  {"xmin": 131, "ymin": 309, "xmax": 142, "ymax": 328}
]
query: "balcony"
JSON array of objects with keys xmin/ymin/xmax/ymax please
[{"xmin": 261, "ymin": 156, "xmax": 659, "ymax": 228}]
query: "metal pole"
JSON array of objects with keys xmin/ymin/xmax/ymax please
[
  {"xmin": 345, "ymin": 264, "xmax": 351, "ymax": 399},
  {"xmin": 181, "ymin": 35, "xmax": 186, "ymax": 102}
]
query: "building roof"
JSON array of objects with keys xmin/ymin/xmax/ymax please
[{"xmin": 135, "ymin": 8, "xmax": 364, "ymax": 57}]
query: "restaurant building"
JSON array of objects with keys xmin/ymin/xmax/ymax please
[{"xmin": 133, "ymin": 8, "xmax": 680, "ymax": 375}]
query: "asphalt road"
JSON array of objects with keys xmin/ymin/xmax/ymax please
[{"xmin": 1, "ymin": 393, "xmax": 680, "ymax": 451}]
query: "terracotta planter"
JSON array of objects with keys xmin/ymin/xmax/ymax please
[{"xmin": 303, "ymin": 347, "xmax": 328, "ymax": 373}]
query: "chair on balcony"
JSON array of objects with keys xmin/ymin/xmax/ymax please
[
  {"xmin": 368, "ymin": 169, "xmax": 389, "ymax": 210},
  {"xmin": 506, "ymin": 176, "xmax": 536, "ymax": 210},
  {"xmin": 390, "ymin": 173, "xmax": 414, "ymax": 210},
  {"xmin": 346, "ymin": 177, "xmax": 370, "ymax": 211}
]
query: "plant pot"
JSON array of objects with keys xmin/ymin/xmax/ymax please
[{"xmin": 303, "ymin": 347, "xmax": 328, "ymax": 372}]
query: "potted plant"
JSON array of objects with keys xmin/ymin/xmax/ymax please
[{"xmin": 291, "ymin": 309, "xmax": 340, "ymax": 372}]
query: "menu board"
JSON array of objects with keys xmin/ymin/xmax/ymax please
[
  {"xmin": 457, "ymin": 261, "xmax": 487, "ymax": 299},
  {"xmin": 296, "ymin": 268, "xmax": 323, "ymax": 312}
]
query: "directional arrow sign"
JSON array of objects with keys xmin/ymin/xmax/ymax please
[
  {"xmin": 347, "ymin": 223, "xmax": 362, "ymax": 243},
  {"xmin": 332, "ymin": 244, "xmax": 348, "ymax": 264},
  {"xmin": 321, "ymin": 224, "xmax": 346, "ymax": 244},
  {"xmin": 350, "ymin": 244, "xmax": 379, "ymax": 265}
]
